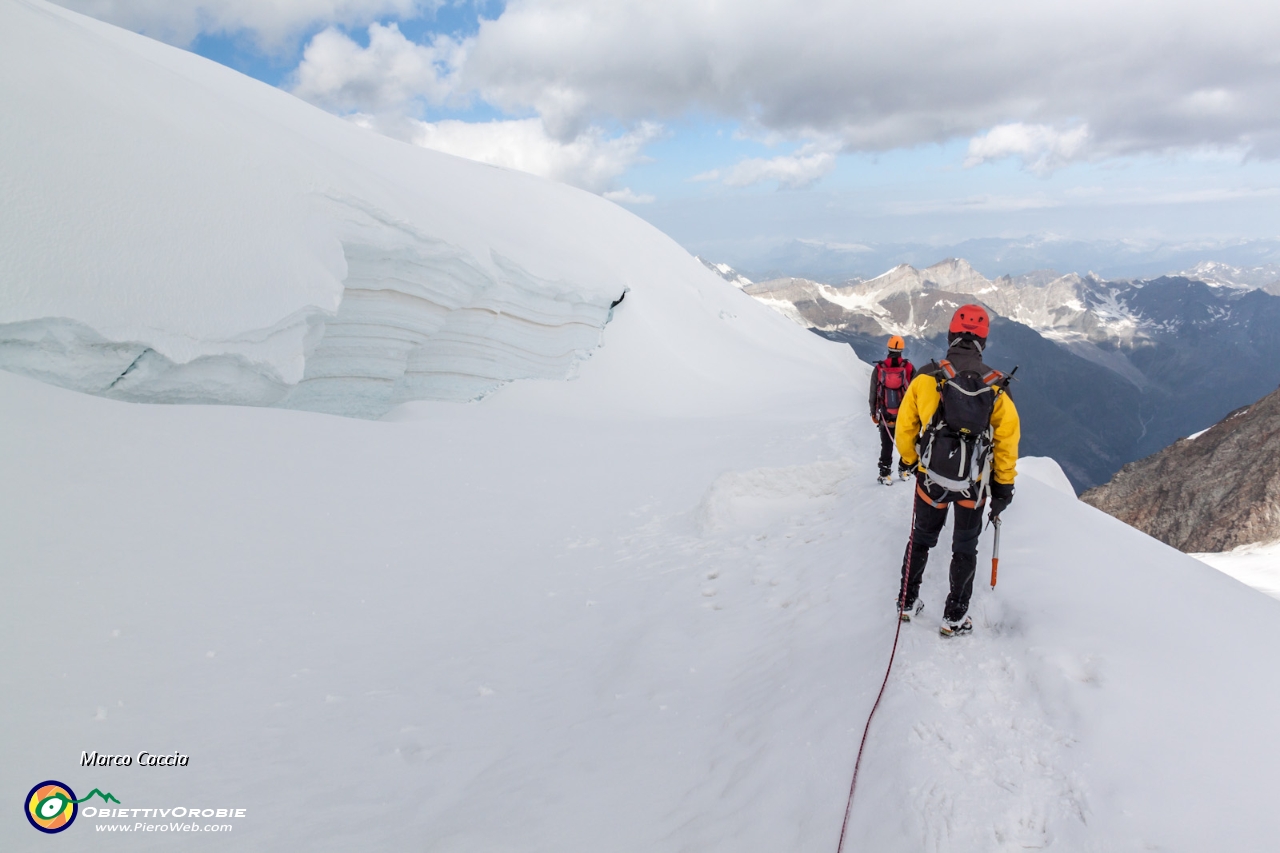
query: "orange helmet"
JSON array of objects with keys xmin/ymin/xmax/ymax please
[
  {"xmin": 949, "ymin": 304, "xmax": 990, "ymax": 339},
  {"xmin": 887, "ymin": 335, "xmax": 905, "ymax": 352}
]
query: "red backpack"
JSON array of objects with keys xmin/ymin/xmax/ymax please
[{"xmin": 877, "ymin": 360, "xmax": 914, "ymax": 422}]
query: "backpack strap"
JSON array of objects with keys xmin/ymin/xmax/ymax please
[
  {"xmin": 982, "ymin": 369, "xmax": 1006, "ymax": 398},
  {"xmin": 931, "ymin": 359, "xmax": 952, "ymax": 398}
]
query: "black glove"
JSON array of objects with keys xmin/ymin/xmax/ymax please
[{"xmin": 988, "ymin": 481, "xmax": 1014, "ymax": 520}]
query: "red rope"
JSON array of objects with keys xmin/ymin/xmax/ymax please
[
  {"xmin": 877, "ymin": 418, "xmax": 895, "ymax": 450},
  {"xmin": 835, "ymin": 496, "xmax": 918, "ymax": 853}
]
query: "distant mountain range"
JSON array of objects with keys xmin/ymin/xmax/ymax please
[
  {"xmin": 703, "ymin": 237, "xmax": 1280, "ymax": 285},
  {"xmin": 1180, "ymin": 261, "xmax": 1280, "ymax": 294},
  {"xmin": 1082, "ymin": 385, "xmax": 1280, "ymax": 552},
  {"xmin": 700, "ymin": 256, "xmax": 1280, "ymax": 491}
]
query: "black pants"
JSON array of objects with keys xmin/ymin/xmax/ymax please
[
  {"xmin": 899, "ymin": 483, "xmax": 984, "ymax": 622},
  {"xmin": 877, "ymin": 419, "xmax": 896, "ymax": 475}
]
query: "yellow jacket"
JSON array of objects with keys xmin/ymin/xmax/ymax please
[{"xmin": 894, "ymin": 371, "xmax": 1020, "ymax": 485}]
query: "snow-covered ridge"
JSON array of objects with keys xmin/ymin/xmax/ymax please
[
  {"xmin": 1175, "ymin": 260, "xmax": 1280, "ymax": 292},
  {"xmin": 3, "ymin": 1, "xmax": 849, "ymax": 420},
  {"xmin": 696, "ymin": 256, "xmax": 753, "ymax": 288}
]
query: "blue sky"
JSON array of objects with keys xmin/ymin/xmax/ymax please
[{"xmin": 54, "ymin": 0, "xmax": 1280, "ymax": 278}]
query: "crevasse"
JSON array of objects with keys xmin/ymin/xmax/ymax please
[{"xmin": 0, "ymin": 198, "xmax": 619, "ymax": 419}]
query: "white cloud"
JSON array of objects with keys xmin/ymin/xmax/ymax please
[
  {"xmin": 62, "ymin": 0, "xmax": 1280, "ymax": 182},
  {"xmin": 696, "ymin": 146, "xmax": 837, "ymax": 189},
  {"xmin": 290, "ymin": 22, "xmax": 466, "ymax": 112},
  {"xmin": 602, "ymin": 188, "xmax": 655, "ymax": 204},
  {"xmin": 964, "ymin": 123, "xmax": 1091, "ymax": 174},
  {"xmin": 381, "ymin": 117, "xmax": 664, "ymax": 194},
  {"xmin": 458, "ymin": 0, "xmax": 1280, "ymax": 161},
  {"xmin": 52, "ymin": 0, "xmax": 431, "ymax": 48},
  {"xmin": 290, "ymin": 23, "xmax": 666, "ymax": 196}
]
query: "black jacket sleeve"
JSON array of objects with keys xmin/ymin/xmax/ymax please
[{"xmin": 868, "ymin": 362, "xmax": 880, "ymax": 417}]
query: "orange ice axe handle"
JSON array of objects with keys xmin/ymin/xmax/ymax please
[{"xmin": 990, "ymin": 516, "xmax": 1002, "ymax": 589}]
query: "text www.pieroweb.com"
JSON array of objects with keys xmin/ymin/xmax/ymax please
[
  {"xmin": 85, "ymin": 806, "xmax": 244, "ymax": 832},
  {"xmin": 96, "ymin": 822, "xmax": 233, "ymax": 832}
]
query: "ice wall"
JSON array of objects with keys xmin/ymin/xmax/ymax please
[
  {"xmin": 0, "ymin": 206, "xmax": 618, "ymax": 418},
  {"xmin": 280, "ymin": 199, "xmax": 617, "ymax": 418},
  {"xmin": 0, "ymin": 317, "xmax": 296, "ymax": 406}
]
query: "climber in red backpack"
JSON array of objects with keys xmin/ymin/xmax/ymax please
[{"xmin": 869, "ymin": 335, "xmax": 915, "ymax": 485}]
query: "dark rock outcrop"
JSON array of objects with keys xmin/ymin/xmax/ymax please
[{"xmin": 1080, "ymin": 386, "xmax": 1280, "ymax": 552}]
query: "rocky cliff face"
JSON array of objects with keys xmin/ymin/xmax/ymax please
[{"xmin": 1081, "ymin": 386, "xmax": 1280, "ymax": 552}]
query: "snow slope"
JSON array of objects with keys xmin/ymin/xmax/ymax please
[
  {"xmin": 6, "ymin": 372, "xmax": 1280, "ymax": 851},
  {"xmin": 1195, "ymin": 540, "xmax": 1280, "ymax": 602},
  {"xmin": 6, "ymin": 2, "xmax": 1280, "ymax": 851}
]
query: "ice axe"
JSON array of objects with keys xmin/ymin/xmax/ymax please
[
  {"xmin": 987, "ymin": 363, "xmax": 1016, "ymax": 591},
  {"xmin": 989, "ymin": 515, "xmax": 1002, "ymax": 589}
]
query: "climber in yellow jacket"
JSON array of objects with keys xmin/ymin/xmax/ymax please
[{"xmin": 893, "ymin": 304, "xmax": 1020, "ymax": 637}]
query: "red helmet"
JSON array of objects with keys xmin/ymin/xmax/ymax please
[{"xmin": 949, "ymin": 304, "xmax": 990, "ymax": 339}]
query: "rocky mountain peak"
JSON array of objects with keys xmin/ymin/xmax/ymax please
[
  {"xmin": 1081, "ymin": 385, "xmax": 1280, "ymax": 552},
  {"xmin": 851, "ymin": 258, "xmax": 993, "ymax": 301},
  {"xmin": 923, "ymin": 257, "xmax": 984, "ymax": 288}
]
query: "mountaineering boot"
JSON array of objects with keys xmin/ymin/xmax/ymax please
[
  {"xmin": 897, "ymin": 462, "xmax": 912, "ymax": 481},
  {"xmin": 939, "ymin": 616, "xmax": 973, "ymax": 637},
  {"xmin": 898, "ymin": 599, "xmax": 924, "ymax": 622},
  {"xmin": 877, "ymin": 473, "xmax": 893, "ymax": 486}
]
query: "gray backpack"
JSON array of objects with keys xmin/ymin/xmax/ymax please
[{"xmin": 918, "ymin": 359, "xmax": 1007, "ymax": 499}]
